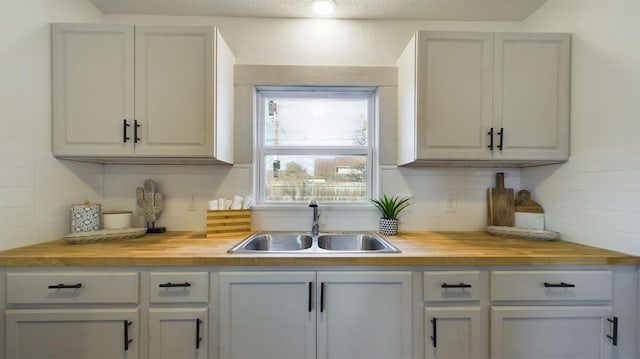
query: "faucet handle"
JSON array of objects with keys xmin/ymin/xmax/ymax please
[{"xmin": 308, "ymin": 199, "xmax": 318, "ymax": 207}]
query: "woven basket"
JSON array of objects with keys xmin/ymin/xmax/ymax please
[{"xmin": 206, "ymin": 210, "xmax": 252, "ymax": 238}]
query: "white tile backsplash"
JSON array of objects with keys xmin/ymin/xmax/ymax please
[
  {"xmin": 0, "ymin": 144, "xmax": 103, "ymax": 250},
  {"xmin": 523, "ymin": 146, "xmax": 640, "ymax": 255}
]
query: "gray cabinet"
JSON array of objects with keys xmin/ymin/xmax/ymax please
[
  {"xmin": 52, "ymin": 23, "xmax": 234, "ymax": 164},
  {"xmin": 218, "ymin": 271, "xmax": 413, "ymax": 359},
  {"xmin": 397, "ymin": 31, "xmax": 570, "ymax": 166}
]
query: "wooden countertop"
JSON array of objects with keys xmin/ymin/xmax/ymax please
[{"xmin": 0, "ymin": 231, "xmax": 636, "ymax": 267}]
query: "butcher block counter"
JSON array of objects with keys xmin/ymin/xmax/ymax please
[{"xmin": 0, "ymin": 231, "xmax": 636, "ymax": 267}]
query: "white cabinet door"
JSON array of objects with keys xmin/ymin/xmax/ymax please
[
  {"xmin": 414, "ymin": 32, "xmax": 494, "ymax": 162},
  {"xmin": 52, "ymin": 23, "xmax": 135, "ymax": 157},
  {"xmin": 491, "ymin": 306, "xmax": 614, "ymax": 359},
  {"xmin": 6, "ymin": 308, "xmax": 139, "ymax": 359},
  {"xmin": 218, "ymin": 272, "xmax": 316, "ymax": 359},
  {"xmin": 317, "ymin": 271, "xmax": 413, "ymax": 359},
  {"xmin": 134, "ymin": 26, "xmax": 214, "ymax": 157},
  {"xmin": 493, "ymin": 33, "xmax": 570, "ymax": 161},
  {"xmin": 149, "ymin": 308, "xmax": 208, "ymax": 359},
  {"xmin": 425, "ymin": 307, "xmax": 482, "ymax": 359}
]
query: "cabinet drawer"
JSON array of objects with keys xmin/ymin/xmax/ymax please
[
  {"xmin": 424, "ymin": 271, "xmax": 480, "ymax": 302},
  {"xmin": 7, "ymin": 272, "xmax": 139, "ymax": 304},
  {"xmin": 149, "ymin": 272, "xmax": 209, "ymax": 303},
  {"xmin": 491, "ymin": 271, "xmax": 612, "ymax": 301}
]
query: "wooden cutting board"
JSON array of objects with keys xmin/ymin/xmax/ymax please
[{"xmin": 488, "ymin": 172, "xmax": 515, "ymax": 226}]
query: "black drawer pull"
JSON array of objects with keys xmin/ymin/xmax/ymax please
[
  {"xmin": 607, "ymin": 317, "xmax": 618, "ymax": 346},
  {"xmin": 497, "ymin": 128, "xmax": 504, "ymax": 151},
  {"xmin": 124, "ymin": 320, "xmax": 133, "ymax": 351},
  {"xmin": 441, "ymin": 282, "xmax": 472, "ymax": 289},
  {"xmin": 487, "ymin": 127, "xmax": 494, "ymax": 150},
  {"xmin": 159, "ymin": 282, "xmax": 191, "ymax": 288},
  {"xmin": 543, "ymin": 282, "xmax": 575, "ymax": 288},
  {"xmin": 430, "ymin": 318, "xmax": 437, "ymax": 348},
  {"xmin": 320, "ymin": 282, "xmax": 326, "ymax": 313},
  {"xmin": 196, "ymin": 318, "xmax": 203, "ymax": 349},
  {"xmin": 48, "ymin": 283, "xmax": 82, "ymax": 289},
  {"xmin": 134, "ymin": 120, "xmax": 141, "ymax": 143},
  {"xmin": 123, "ymin": 119, "xmax": 130, "ymax": 143},
  {"xmin": 308, "ymin": 282, "xmax": 313, "ymax": 313}
]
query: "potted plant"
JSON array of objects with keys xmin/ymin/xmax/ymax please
[{"xmin": 370, "ymin": 194, "xmax": 411, "ymax": 235}]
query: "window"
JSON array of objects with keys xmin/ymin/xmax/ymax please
[{"xmin": 256, "ymin": 86, "xmax": 376, "ymax": 205}]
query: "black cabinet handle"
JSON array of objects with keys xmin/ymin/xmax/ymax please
[
  {"xmin": 320, "ymin": 282, "xmax": 325, "ymax": 313},
  {"xmin": 123, "ymin": 119, "xmax": 130, "ymax": 143},
  {"xmin": 196, "ymin": 318, "xmax": 203, "ymax": 349},
  {"xmin": 308, "ymin": 282, "xmax": 313, "ymax": 313},
  {"xmin": 48, "ymin": 283, "xmax": 82, "ymax": 289},
  {"xmin": 497, "ymin": 128, "xmax": 504, "ymax": 151},
  {"xmin": 430, "ymin": 318, "xmax": 437, "ymax": 348},
  {"xmin": 134, "ymin": 120, "xmax": 141, "ymax": 143},
  {"xmin": 607, "ymin": 317, "xmax": 618, "ymax": 346},
  {"xmin": 487, "ymin": 127, "xmax": 494, "ymax": 150},
  {"xmin": 543, "ymin": 282, "xmax": 576, "ymax": 288},
  {"xmin": 158, "ymin": 282, "xmax": 191, "ymax": 288},
  {"xmin": 441, "ymin": 282, "xmax": 472, "ymax": 289},
  {"xmin": 124, "ymin": 320, "xmax": 133, "ymax": 351}
]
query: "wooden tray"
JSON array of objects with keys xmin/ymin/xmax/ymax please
[
  {"xmin": 63, "ymin": 228, "xmax": 147, "ymax": 244},
  {"xmin": 206, "ymin": 210, "xmax": 251, "ymax": 238}
]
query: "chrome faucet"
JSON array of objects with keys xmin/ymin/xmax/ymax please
[{"xmin": 308, "ymin": 199, "xmax": 319, "ymax": 235}]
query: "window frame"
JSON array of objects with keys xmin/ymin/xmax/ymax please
[{"xmin": 255, "ymin": 86, "xmax": 378, "ymax": 206}]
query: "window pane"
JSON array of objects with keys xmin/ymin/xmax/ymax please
[
  {"xmin": 264, "ymin": 97, "xmax": 368, "ymax": 146},
  {"xmin": 265, "ymin": 155, "xmax": 367, "ymax": 202}
]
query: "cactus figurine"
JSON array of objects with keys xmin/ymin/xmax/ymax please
[{"xmin": 136, "ymin": 179, "xmax": 166, "ymax": 233}]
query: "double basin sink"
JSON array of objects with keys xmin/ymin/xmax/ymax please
[{"xmin": 228, "ymin": 232, "xmax": 400, "ymax": 254}]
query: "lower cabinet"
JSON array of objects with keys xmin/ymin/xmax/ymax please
[
  {"xmin": 489, "ymin": 270, "xmax": 619, "ymax": 359},
  {"xmin": 490, "ymin": 306, "xmax": 614, "ymax": 359},
  {"xmin": 425, "ymin": 307, "xmax": 482, "ymax": 359},
  {"xmin": 423, "ymin": 271, "xmax": 484, "ymax": 359},
  {"xmin": 149, "ymin": 308, "xmax": 208, "ymax": 359},
  {"xmin": 2, "ymin": 266, "xmax": 636, "ymax": 359},
  {"xmin": 218, "ymin": 271, "xmax": 413, "ymax": 359},
  {"xmin": 6, "ymin": 308, "xmax": 139, "ymax": 358},
  {"xmin": 148, "ymin": 271, "xmax": 210, "ymax": 359}
]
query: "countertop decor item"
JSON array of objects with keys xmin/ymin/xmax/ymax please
[
  {"xmin": 488, "ymin": 172, "xmax": 515, "ymax": 227},
  {"xmin": 103, "ymin": 211, "xmax": 133, "ymax": 230},
  {"xmin": 514, "ymin": 190, "xmax": 544, "ymax": 230},
  {"xmin": 487, "ymin": 226, "xmax": 560, "ymax": 240},
  {"xmin": 371, "ymin": 194, "xmax": 411, "ymax": 235},
  {"xmin": 63, "ymin": 227, "xmax": 146, "ymax": 244},
  {"xmin": 206, "ymin": 209, "xmax": 251, "ymax": 238},
  {"xmin": 70, "ymin": 201, "xmax": 101, "ymax": 232},
  {"xmin": 136, "ymin": 179, "xmax": 166, "ymax": 233}
]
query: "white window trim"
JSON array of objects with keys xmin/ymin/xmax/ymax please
[{"xmin": 254, "ymin": 86, "xmax": 379, "ymax": 207}]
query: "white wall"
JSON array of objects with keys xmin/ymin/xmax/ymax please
[
  {"xmin": 0, "ymin": 0, "xmax": 104, "ymax": 250},
  {"xmin": 521, "ymin": 0, "xmax": 640, "ymax": 255}
]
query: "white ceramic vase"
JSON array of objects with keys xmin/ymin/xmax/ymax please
[{"xmin": 379, "ymin": 218, "xmax": 399, "ymax": 235}]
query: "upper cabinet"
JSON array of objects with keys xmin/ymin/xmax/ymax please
[
  {"xmin": 52, "ymin": 23, "xmax": 235, "ymax": 164},
  {"xmin": 397, "ymin": 31, "xmax": 570, "ymax": 166}
]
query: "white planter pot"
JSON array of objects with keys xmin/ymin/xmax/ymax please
[{"xmin": 378, "ymin": 218, "xmax": 399, "ymax": 235}]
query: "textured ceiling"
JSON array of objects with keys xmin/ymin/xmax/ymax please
[{"xmin": 88, "ymin": 0, "xmax": 548, "ymax": 21}]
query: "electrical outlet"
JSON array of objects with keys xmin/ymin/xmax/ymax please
[
  {"xmin": 187, "ymin": 194, "xmax": 198, "ymax": 212},
  {"xmin": 446, "ymin": 194, "xmax": 457, "ymax": 213}
]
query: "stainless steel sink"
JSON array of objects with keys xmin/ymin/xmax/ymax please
[
  {"xmin": 227, "ymin": 233, "xmax": 313, "ymax": 252},
  {"xmin": 228, "ymin": 232, "xmax": 400, "ymax": 253},
  {"xmin": 317, "ymin": 233, "xmax": 396, "ymax": 251}
]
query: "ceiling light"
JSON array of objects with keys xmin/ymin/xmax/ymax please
[{"xmin": 313, "ymin": 0, "xmax": 336, "ymax": 16}]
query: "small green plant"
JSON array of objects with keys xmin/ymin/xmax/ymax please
[{"xmin": 370, "ymin": 194, "xmax": 411, "ymax": 219}]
